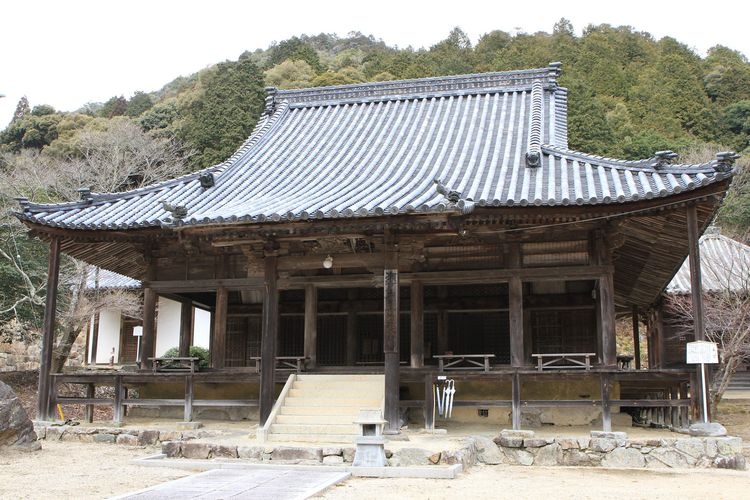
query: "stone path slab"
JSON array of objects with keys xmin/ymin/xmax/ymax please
[{"xmin": 113, "ymin": 468, "xmax": 350, "ymax": 499}]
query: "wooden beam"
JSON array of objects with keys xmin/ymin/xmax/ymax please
[
  {"xmin": 512, "ymin": 371, "xmax": 521, "ymax": 430},
  {"xmin": 304, "ymin": 285, "xmax": 318, "ymax": 368},
  {"xmin": 38, "ymin": 237, "xmax": 60, "ymax": 421},
  {"xmin": 179, "ymin": 300, "xmax": 193, "ymax": 357},
  {"xmin": 259, "ymin": 255, "xmax": 279, "ymax": 426},
  {"xmin": 212, "ymin": 287, "xmax": 228, "ymax": 369},
  {"xmin": 509, "ymin": 277, "xmax": 524, "ymax": 368},
  {"xmin": 599, "ymin": 273, "xmax": 617, "ymax": 367},
  {"xmin": 410, "ymin": 280, "xmax": 424, "ymax": 368},
  {"xmin": 632, "ymin": 306, "xmax": 641, "ymax": 370},
  {"xmin": 383, "ymin": 233, "xmax": 400, "ymax": 433},
  {"xmin": 143, "ymin": 278, "xmax": 264, "ymax": 292}
]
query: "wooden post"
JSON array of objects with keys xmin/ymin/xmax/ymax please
[
  {"xmin": 141, "ymin": 257, "xmax": 157, "ymax": 370},
  {"xmin": 424, "ymin": 373, "xmax": 434, "ymax": 430},
  {"xmin": 212, "ymin": 287, "xmax": 228, "ymax": 368},
  {"xmin": 346, "ymin": 311, "xmax": 357, "ymax": 365},
  {"xmin": 410, "ymin": 280, "xmax": 424, "ymax": 368},
  {"xmin": 509, "ymin": 277, "xmax": 524, "ymax": 368},
  {"xmin": 113, "ymin": 375, "xmax": 123, "ymax": 424},
  {"xmin": 383, "ymin": 234, "xmax": 400, "ymax": 433},
  {"xmin": 184, "ymin": 374, "xmax": 194, "ymax": 422},
  {"xmin": 304, "ymin": 284, "xmax": 318, "ymax": 368},
  {"xmin": 84, "ymin": 383, "xmax": 94, "ymax": 423},
  {"xmin": 632, "ymin": 306, "xmax": 641, "ymax": 370},
  {"xmin": 686, "ymin": 205, "xmax": 705, "ymax": 341},
  {"xmin": 38, "ymin": 237, "xmax": 60, "ymax": 421},
  {"xmin": 89, "ymin": 314, "xmax": 100, "ymax": 365},
  {"xmin": 600, "ymin": 372, "xmax": 612, "ymax": 432},
  {"xmin": 179, "ymin": 299, "xmax": 193, "ymax": 357},
  {"xmin": 260, "ymin": 255, "xmax": 279, "ymax": 426},
  {"xmin": 436, "ymin": 285, "xmax": 448, "ymax": 354},
  {"xmin": 600, "ymin": 273, "xmax": 617, "ymax": 367},
  {"xmin": 512, "ymin": 371, "xmax": 521, "ymax": 430}
]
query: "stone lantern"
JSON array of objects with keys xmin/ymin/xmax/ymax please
[{"xmin": 352, "ymin": 408, "xmax": 387, "ymax": 467}]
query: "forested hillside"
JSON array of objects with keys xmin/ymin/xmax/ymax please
[{"xmin": 1, "ymin": 22, "xmax": 749, "ymax": 332}]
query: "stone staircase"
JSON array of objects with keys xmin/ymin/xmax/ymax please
[
  {"xmin": 263, "ymin": 374, "xmax": 384, "ymax": 443},
  {"xmin": 728, "ymin": 371, "xmax": 750, "ymax": 391}
]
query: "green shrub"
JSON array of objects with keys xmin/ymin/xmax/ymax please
[{"xmin": 162, "ymin": 346, "xmax": 210, "ymax": 370}]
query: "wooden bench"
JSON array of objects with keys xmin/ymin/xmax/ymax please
[
  {"xmin": 250, "ymin": 356, "xmax": 308, "ymax": 373},
  {"xmin": 531, "ymin": 352, "xmax": 596, "ymax": 371},
  {"xmin": 149, "ymin": 356, "xmax": 199, "ymax": 373},
  {"xmin": 434, "ymin": 354, "xmax": 495, "ymax": 372}
]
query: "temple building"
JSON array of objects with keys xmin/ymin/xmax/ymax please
[{"xmin": 18, "ymin": 64, "xmax": 737, "ymax": 439}]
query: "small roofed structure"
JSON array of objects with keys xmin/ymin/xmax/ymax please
[{"xmin": 17, "ymin": 64, "xmax": 738, "ymax": 434}]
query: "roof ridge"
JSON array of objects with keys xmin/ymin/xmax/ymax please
[
  {"xmin": 275, "ymin": 66, "xmax": 559, "ymax": 106},
  {"xmin": 541, "ymin": 145, "xmax": 721, "ymax": 173}
]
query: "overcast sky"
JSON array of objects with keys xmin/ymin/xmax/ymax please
[{"xmin": 1, "ymin": 0, "xmax": 749, "ymax": 126}]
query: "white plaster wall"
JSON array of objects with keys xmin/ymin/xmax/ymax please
[
  {"xmin": 155, "ymin": 297, "xmax": 182, "ymax": 356},
  {"xmin": 193, "ymin": 307, "xmax": 211, "ymax": 349},
  {"xmin": 95, "ymin": 309, "xmax": 122, "ymax": 363}
]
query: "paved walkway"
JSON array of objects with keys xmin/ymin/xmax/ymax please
[{"xmin": 114, "ymin": 468, "xmax": 350, "ymax": 499}]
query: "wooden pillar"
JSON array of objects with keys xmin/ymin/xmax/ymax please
[
  {"xmin": 632, "ymin": 306, "xmax": 641, "ymax": 370},
  {"xmin": 140, "ymin": 260, "xmax": 157, "ymax": 371},
  {"xmin": 509, "ymin": 277, "xmax": 524, "ymax": 368},
  {"xmin": 424, "ymin": 373, "xmax": 434, "ymax": 430},
  {"xmin": 511, "ymin": 371, "xmax": 521, "ymax": 430},
  {"xmin": 304, "ymin": 284, "xmax": 318, "ymax": 368},
  {"xmin": 595, "ymin": 231, "xmax": 616, "ymax": 367},
  {"xmin": 184, "ymin": 374, "xmax": 194, "ymax": 423},
  {"xmin": 37, "ymin": 237, "xmax": 60, "ymax": 421},
  {"xmin": 346, "ymin": 311, "xmax": 357, "ymax": 365},
  {"xmin": 410, "ymin": 280, "xmax": 424, "ymax": 368},
  {"xmin": 259, "ymin": 255, "xmax": 279, "ymax": 426},
  {"xmin": 212, "ymin": 287, "xmax": 228, "ymax": 368},
  {"xmin": 436, "ymin": 286, "xmax": 448, "ymax": 354},
  {"xmin": 113, "ymin": 374, "xmax": 123, "ymax": 424},
  {"xmin": 383, "ymin": 234, "xmax": 400, "ymax": 433},
  {"xmin": 600, "ymin": 373, "xmax": 612, "ymax": 432},
  {"xmin": 179, "ymin": 300, "xmax": 193, "ymax": 357},
  {"xmin": 84, "ymin": 383, "xmax": 94, "ymax": 424},
  {"xmin": 90, "ymin": 314, "xmax": 100, "ymax": 365},
  {"xmin": 686, "ymin": 204, "xmax": 705, "ymax": 341}
]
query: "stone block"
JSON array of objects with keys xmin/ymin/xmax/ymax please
[
  {"xmin": 499, "ymin": 429, "xmax": 535, "ymax": 438},
  {"xmin": 137, "ymin": 430, "xmax": 160, "ymax": 446},
  {"xmin": 237, "ymin": 446, "xmax": 264, "ymax": 460},
  {"xmin": 471, "ymin": 435, "xmax": 503, "ymax": 465},
  {"xmin": 601, "ymin": 447, "xmax": 645, "ymax": 468},
  {"xmin": 322, "ymin": 447, "xmax": 342, "ymax": 457},
  {"xmin": 688, "ymin": 422, "xmax": 727, "ymax": 437},
  {"xmin": 390, "ymin": 448, "xmax": 432, "ymax": 466},
  {"xmin": 496, "ymin": 436, "xmax": 524, "ymax": 448},
  {"xmin": 589, "ymin": 438, "xmax": 617, "ymax": 453},
  {"xmin": 648, "ymin": 448, "xmax": 694, "ymax": 468},
  {"xmin": 440, "ymin": 449, "xmax": 475, "ymax": 468},
  {"xmin": 716, "ymin": 437, "xmax": 742, "ymax": 455},
  {"xmin": 162, "ymin": 441, "xmax": 181, "ymax": 458},
  {"xmin": 556, "ymin": 438, "xmax": 579, "ymax": 450},
  {"xmin": 271, "ymin": 446, "xmax": 322, "ymax": 462},
  {"xmin": 523, "ymin": 438, "xmax": 549, "ymax": 448},
  {"xmin": 175, "ymin": 421, "xmax": 203, "ymax": 430},
  {"xmin": 429, "ymin": 452, "xmax": 441, "ymax": 464},
  {"xmin": 182, "ymin": 442, "xmax": 212, "ymax": 459},
  {"xmin": 116, "ymin": 434, "xmax": 138, "ymax": 446},
  {"xmin": 715, "ymin": 455, "xmax": 746, "ymax": 470},
  {"xmin": 213, "ymin": 445, "xmax": 238, "ymax": 458},
  {"xmin": 705, "ymin": 438, "xmax": 718, "ymax": 458},
  {"xmin": 534, "ymin": 443, "xmax": 561, "ymax": 466},
  {"xmin": 323, "ymin": 455, "xmax": 344, "ymax": 465},
  {"xmin": 160, "ymin": 431, "xmax": 182, "ymax": 442},
  {"xmin": 675, "ymin": 439, "xmax": 705, "ymax": 459},
  {"xmin": 559, "ymin": 449, "xmax": 593, "ymax": 467},
  {"xmin": 591, "ymin": 431, "xmax": 627, "ymax": 440},
  {"xmin": 45, "ymin": 427, "xmax": 65, "ymax": 441},
  {"xmin": 342, "ymin": 447, "xmax": 356, "ymax": 463},
  {"xmin": 93, "ymin": 433, "xmax": 115, "ymax": 444},
  {"xmin": 577, "ymin": 437, "xmax": 590, "ymax": 449},
  {"xmin": 502, "ymin": 448, "xmax": 534, "ymax": 466}
]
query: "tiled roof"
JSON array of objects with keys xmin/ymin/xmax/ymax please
[
  {"xmin": 16, "ymin": 65, "xmax": 734, "ymax": 230},
  {"xmin": 667, "ymin": 229, "xmax": 750, "ymax": 294},
  {"xmin": 85, "ymin": 267, "xmax": 141, "ymax": 290}
]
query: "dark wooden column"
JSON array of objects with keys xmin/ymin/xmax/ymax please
[
  {"xmin": 600, "ymin": 373, "xmax": 612, "ymax": 432},
  {"xmin": 509, "ymin": 241, "xmax": 525, "ymax": 368},
  {"xmin": 212, "ymin": 287, "xmax": 228, "ymax": 368},
  {"xmin": 424, "ymin": 373, "xmax": 435, "ymax": 430},
  {"xmin": 632, "ymin": 306, "xmax": 641, "ymax": 370},
  {"xmin": 511, "ymin": 371, "xmax": 521, "ymax": 430},
  {"xmin": 179, "ymin": 299, "xmax": 193, "ymax": 357},
  {"xmin": 383, "ymin": 234, "xmax": 400, "ymax": 433},
  {"xmin": 595, "ymin": 231, "xmax": 616, "ymax": 367},
  {"xmin": 410, "ymin": 280, "xmax": 424, "ymax": 368},
  {"xmin": 260, "ymin": 255, "xmax": 279, "ymax": 426},
  {"xmin": 436, "ymin": 285, "xmax": 448, "ymax": 354},
  {"xmin": 89, "ymin": 314, "xmax": 100, "ymax": 365},
  {"xmin": 140, "ymin": 258, "xmax": 157, "ymax": 371},
  {"xmin": 304, "ymin": 284, "xmax": 318, "ymax": 368},
  {"xmin": 346, "ymin": 311, "xmax": 357, "ymax": 365},
  {"xmin": 38, "ymin": 237, "xmax": 60, "ymax": 421},
  {"xmin": 686, "ymin": 204, "xmax": 705, "ymax": 341}
]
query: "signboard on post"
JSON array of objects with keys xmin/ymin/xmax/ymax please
[{"xmin": 686, "ymin": 341, "xmax": 718, "ymax": 364}]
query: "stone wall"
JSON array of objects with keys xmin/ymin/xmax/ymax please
[{"xmin": 0, "ymin": 334, "xmax": 85, "ymax": 373}]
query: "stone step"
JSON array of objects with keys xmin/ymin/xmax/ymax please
[
  {"xmin": 283, "ymin": 397, "xmax": 381, "ymax": 407},
  {"xmin": 279, "ymin": 406, "xmax": 373, "ymax": 416},
  {"xmin": 287, "ymin": 388, "xmax": 382, "ymax": 398},
  {"xmin": 269, "ymin": 423, "xmax": 360, "ymax": 435},
  {"xmin": 292, "ymin": 380, "xmax": 384, "ymax": 390},
  {"xmin": 265, "ymin": 432, "xmax": 357, "ymax": 444},
  {"xmin": 296, "ymin": 374, "xmax": 384, "ymax": 382},
  {"xmin": 275, "ymin": 414, "xmax": 356, "ymax": 425}
]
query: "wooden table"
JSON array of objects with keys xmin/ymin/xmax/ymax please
[
  {"xmin": 531, "ymin": 353, "xmax": 596, "ymax": 371},
  {"xmin": 149, "ymin": 357, "xmax": 199, "ymax": 373},
  {"xmin": 434, "ymin": 354, "xmax": 495, "ymax": 372},
  {"xmin": 250, "ymin": 356, "xmax": 308, "ymax": 373}
]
